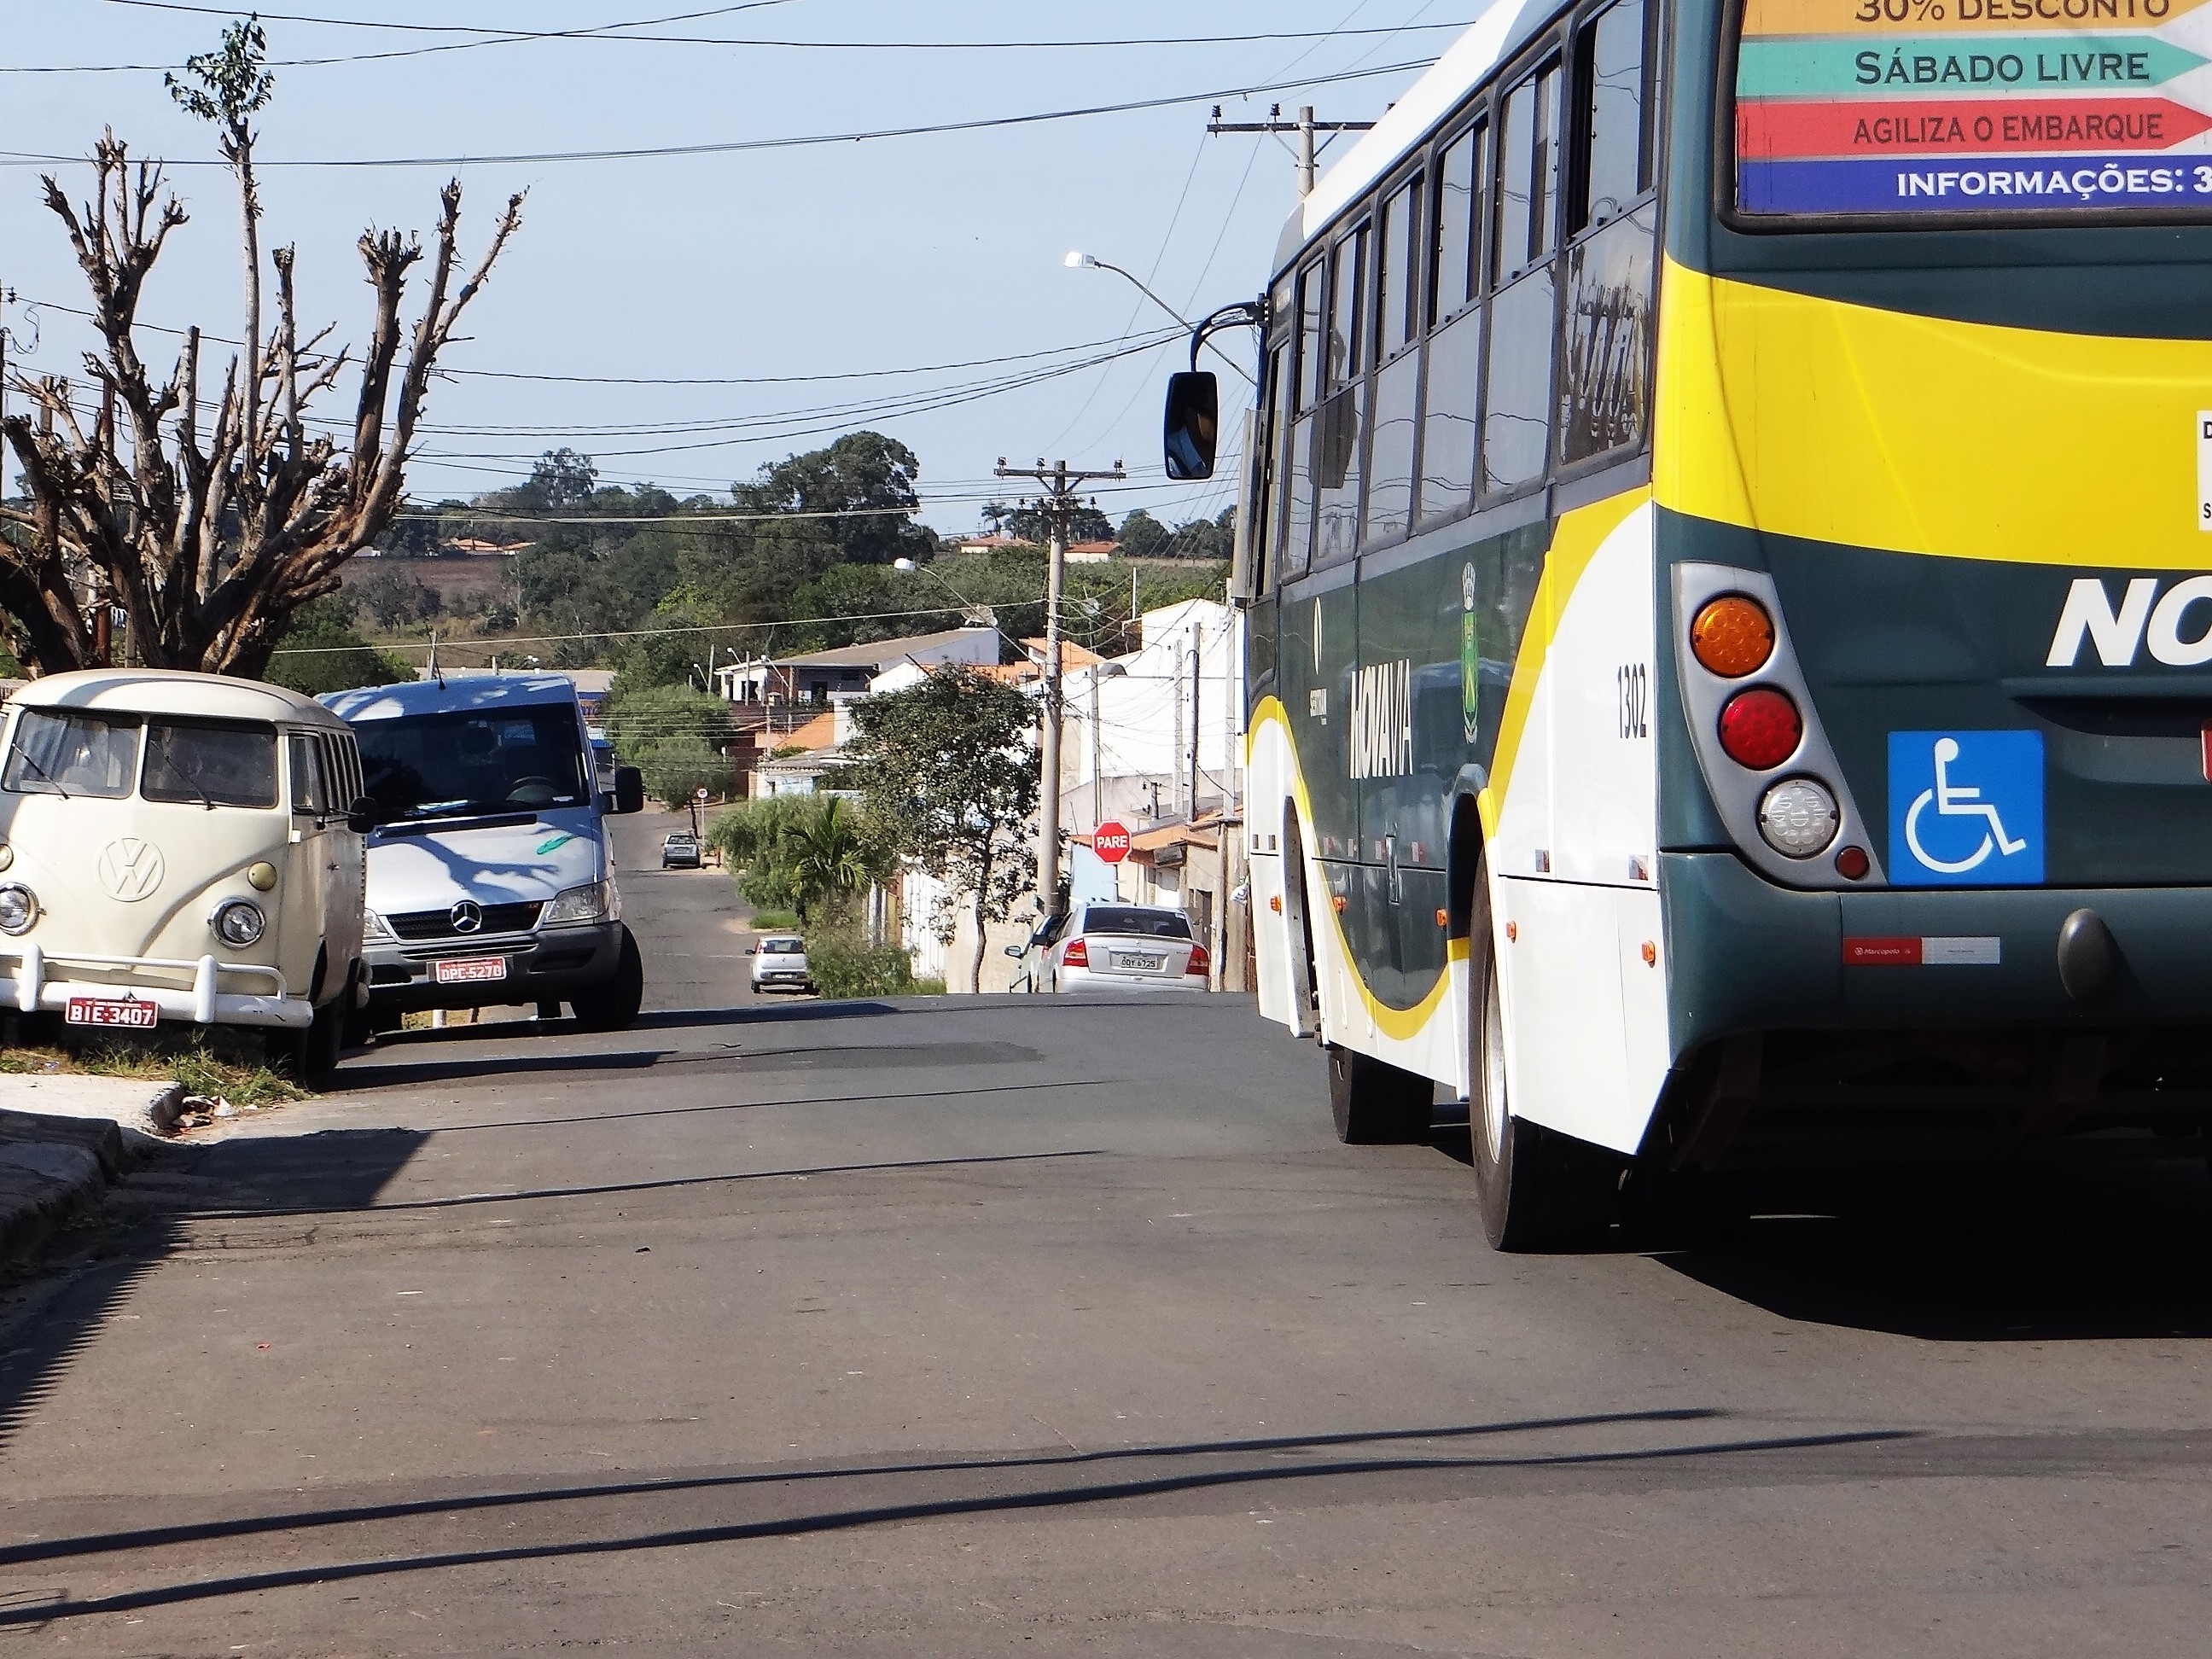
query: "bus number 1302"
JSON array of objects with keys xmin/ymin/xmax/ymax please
[{"xmin": 1617, "ymin": 663, "xmax": 1650, "ymax": 740}]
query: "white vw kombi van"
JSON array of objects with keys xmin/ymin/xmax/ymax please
[
  {"xmin": 324, "ymin": 674, "xmax": 647, "ymax": 1033},
  {"xmin": 0, "ymin": 670, "xmax": 370, "ymax": 1076}
]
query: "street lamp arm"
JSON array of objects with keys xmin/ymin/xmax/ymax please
[{"xmin": 1068, "ymin": 252, "xmax": 1256, "ymax": 387}]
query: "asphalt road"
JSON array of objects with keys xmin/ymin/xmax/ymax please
[{"xmin": 0, "ymin": 810, "xmax": 2209, "ymax": 1655}]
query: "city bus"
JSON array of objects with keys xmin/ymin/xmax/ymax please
[{"xmin": 1167, "ymin": 0, "xmax": 2212, "ymax": 1248}]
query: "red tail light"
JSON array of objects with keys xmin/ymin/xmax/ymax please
[
  {"xmin": 1062, "ymin": 937, "xmax": 1089, "ymax": 968},
  {"xmin": 1186, "ymin": 944, "xmax": 1210, "ymax": 976},
  {"xmin": 1716, "ymin": 688, "xmax": 1802, "ymax": 770}
]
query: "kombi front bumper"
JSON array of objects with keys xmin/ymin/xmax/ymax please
[{"xmin": 0, "ymin": 945, "xmax": 310, "ymax": 1030}]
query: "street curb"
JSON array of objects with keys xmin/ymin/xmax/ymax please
[{"xmin": 0, "ymin": 1137, "xmax": 110, "ymax": 1272}]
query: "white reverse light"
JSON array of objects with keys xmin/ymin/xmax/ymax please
[{"xmin": 1758, "ymin": 778, "xmax": 1841, "ymax": 859}]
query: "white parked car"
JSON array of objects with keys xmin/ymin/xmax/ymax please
[
  {"xmin": 0, "ymin": 669, "xmax": 370, "ymax": 1077},
  {"xmin": 1015, "ymin": 903, "xmax": 1209, "ymax": 992},
  {"xmin": 323, "ymin": 675, "xmax": 647, "ymax": 1033},
  {"xmin": 749, "ymin": 934, "xmax": 812, "ymax": 993}
]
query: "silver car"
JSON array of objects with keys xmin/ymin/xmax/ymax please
[
  {"xmin": 748, "ymin": 934, "xmax": 812, "ymax": 993},
  {"xmin": 1026, "ymin": 903, "xmax": 1208, "ymax": 992}
]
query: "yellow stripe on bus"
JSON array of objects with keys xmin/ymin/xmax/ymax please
[
  {"xmin": 1249, "ymin": 696, "xmax": 1462, "ymax": 1040},
  {"xmin": 1476, "ymin": 488, "xmax": 1649, "ymax": 842},
  {"xmin": 1654, "ymin": 254, "xmax": 2212, "ymax": 568},
  {"xmin": 1245, "ymin": 481, "xmax": 1644, "ymax": 1042}
]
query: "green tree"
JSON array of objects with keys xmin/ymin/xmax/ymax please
[
  {"xmin": 706, "ymin": 794, "xmax": 894, "ymax": 921},
  {"xmin": 1118, "ymin": 509, "xmax": 1171, "ymax": 559},
  {"xmin": 352, "ymin": 567, "xmax": 445, "ymax": 631},
  {"xmin": 987, "ymin": 499, "xmax": 1114, "ymax": 545},
  {"xmin": 601, "ymin": 682, "xmax": 737, "ymax": 805},
  {"xmin": 260, "ymin": 598, "xmax": 410, "ymax": 697},
  {"xmin": 840, "ymin": 665, "xmax": 1039, "ymax": 994}
]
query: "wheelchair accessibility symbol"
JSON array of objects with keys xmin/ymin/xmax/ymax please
[{"xmin": 1888, "ymin": 730, "xmax": 2044, "ymax": 888}]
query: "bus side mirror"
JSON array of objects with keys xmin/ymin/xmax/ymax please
[
  {"xmin": 1163, "ymin": 371, "xmax": 1219, "ymax": 480},
  {"xmin": 346, "ymin": 796, "xmax": 378, "ymax": 835},
  {"xmin": 613, "ymin": 766, "xmax": 646, "ymax": 816}
]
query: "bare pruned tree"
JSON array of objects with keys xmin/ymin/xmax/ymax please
[{"xmin": 0, "ymin": 18, "xmax": 522, "ymax": 678}]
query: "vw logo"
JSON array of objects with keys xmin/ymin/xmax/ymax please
[
  {"xmin": 450, "ymin": 899, "xmax": 484, "ymax": 935},
  {"xmin": 96, "ymin": 837, "xmax": 165, "ymax": 903}
]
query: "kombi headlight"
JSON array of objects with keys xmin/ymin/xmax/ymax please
[
  {"xmin": 363, "ymin": 909, "xmax": 397, "ymax": 943},
  {"xmin": 0, "ymin": 883, "xmax": 38, "ymax": 935},
  {"xmin": 542, "ymin": 881, "xmax": 611, "ymax": 927},
  {"xmin": 212, "ymin": 899, "xmax": 265, "ymax": 948}
]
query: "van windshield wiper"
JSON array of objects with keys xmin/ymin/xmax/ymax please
[{"xmin": 6, "ymin": 741, "xmax": 68, "ymax": 799}]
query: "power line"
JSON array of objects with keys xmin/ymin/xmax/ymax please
[
  {"xmin": 12, "ymin": 19, "xmax": 1476, "ymax": 73},
  {"xmin": 0, "ymin": 59, "xmax": 1435, "ymax": 169}
]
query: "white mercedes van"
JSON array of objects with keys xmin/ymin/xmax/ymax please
[
  {"xmin": 0, "ymin": 669, "xmax": 370, "ymax": 1076},
  {"xmin": 323, "ymin": 675, "xmax": 647, "ymax": 1033}
]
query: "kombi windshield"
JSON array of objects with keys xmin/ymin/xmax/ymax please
[
  {"xmin": 3, "ymin": 709, "xmax": 278, "ymax": 807},
  {"xmin": 355, "ymin": 705, "xmax": 591, "ymax": 822}
]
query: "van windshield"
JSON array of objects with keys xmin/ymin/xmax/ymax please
[
  {"xmin": 3, "ymin": 710, "xmax": 138, "ymax": 799},
  {"xmin": 354, "ymin": 705, "xmax": 591, "ymax": 821},
  {"xmin": 142, "ymin": 721, "xmax": 279, "ymax": 808}
]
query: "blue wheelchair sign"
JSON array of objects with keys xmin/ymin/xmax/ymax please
[{"xmin": 1888, "ymin": 731, "xmax": 2044, "ymax": 888}]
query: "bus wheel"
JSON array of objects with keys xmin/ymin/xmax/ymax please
[
  {"xmin": 1327, "ymin": 1043, "xmax": 1434, "ymax": 1144},
  {"xmin": 1467, "ymin": 861, "xmax": 1616, "ymax": 1251},
  {"xmin": 571, "ymin": 927, "xmax": 644, "ymax": 1033}
]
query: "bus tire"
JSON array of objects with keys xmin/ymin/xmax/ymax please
[
  {"xmin": 571, "ymin": 927, "xmax": 644, "ymax": 1033},
  {"xmin": 1327, "ymin": 1042, "xmax": 1434, "ymax": 1144},
  {"xmin": 1467, "ymin": 857, "xmax": 1616, "ymax": 1251}
]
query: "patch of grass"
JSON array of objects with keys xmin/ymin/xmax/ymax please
[
  {"xmin": 908, "ymin": 977, "xmax": 947, "ymax": 997},
  {"xmin": 747, "ymin": 909, "xmax": 801, "ymax": 933},
  {"xmin": 0, "ymin": 1028, "xmax": 306, "ymax": 1106}
]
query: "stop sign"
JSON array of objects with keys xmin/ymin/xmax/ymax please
[{"xmin": 1092, "ymin": 821, "xmax": 1132, "ymax": 864}]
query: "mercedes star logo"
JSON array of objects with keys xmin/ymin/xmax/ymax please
[
  {"xmin": 96, "ymin": 837, "xmax": 165, "ymax": 903},
  {"xmin": 450, "ymin": 899, "xmax": 484, "ymax": 935}
]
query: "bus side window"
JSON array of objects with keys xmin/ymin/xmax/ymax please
[
  {"xmin": 1365, "ymin": 173, "xmax": 1424, "ymax": 548},
  {"xmin": 1561, "ymin": 0, "xmax": 1656, "ymax": 466},
  {"xmin": 1484, "ymin": 59, "xmax": 1562, "ymax": 497},
  {"xmin": 1313, "ymin": 223, "xmax": 1370, "ymax": 567},
  {"xmin": 1260, "ymin": 338, "xmax": 1294, "ymax": 591},
  {"xmin": 1419, "ymin": 121, "xmax": 1486, "ymax": 530},
  {"xmin": 1284, "ymin": 259, "xmax": 1326, "ymax": 581}
]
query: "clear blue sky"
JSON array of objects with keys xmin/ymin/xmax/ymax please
[{"xmin": 2, "ymin": 2, "xmax": 1457, "ymax": 536}]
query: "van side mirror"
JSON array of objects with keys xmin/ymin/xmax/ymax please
[
  {"xmin": 346, "ymin": 796, "xmax": 378, "ymax": 835},
  {"xmin": 613, "ymin": 766, "xmax": 646, "ymax": 815},
  {"xmin": 1163, "ymin": 370, "xmax": 1219, "ymax": 480}
]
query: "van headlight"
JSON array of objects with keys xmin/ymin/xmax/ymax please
[
  {"xmin": 542, "ymin": 881, "xmax": 611, "ymax": 927},
  {"xmin": 212, "ymin": 899, "xmax": 265, "ymax": 948},
  {"xmin": 363, "ymin": 909, "xmax": 397, "ymax": 943},
  {"xmin": 0, "ymin": 884, "xmax": 38, "ymax": 935}
]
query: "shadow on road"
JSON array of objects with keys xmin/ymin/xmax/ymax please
[
  {"xmin": 0, "ymin": 1406, "xmax": 1946, "ymax": 1628},
  {"xmin": 1653, "ymin": 1163, "xmax": 2212, "ymax": 1341},
  {"xmin": 0, "ymin": 1126, "xmax": 428, "ymax": 1459}
]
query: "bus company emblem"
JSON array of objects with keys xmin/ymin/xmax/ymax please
[
  {"xmin": 2046, "ymin": 575, "xmax": 2212, "ymax": 667},
  {"xmin": 96, "ymin": 837, "xmax": 164, "ymax": 903},
  {"xmin": 1350, "ymin": 658, "xmax": 1414, "ymax": 781},
  {"xmin": 1460, "ymin": 563, "xmax": 1480, "ymax": 745}
]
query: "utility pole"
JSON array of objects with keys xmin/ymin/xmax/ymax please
[
  {"xmin": 1189, "ymin": 630, "xmax": 1203, "ymax": 819},
  {"xmin": 1208, "ymin": 104, "xmax": 1377, "ymax": 199},
  {"xmin": 1090, "ymin": 667, "xmax": 1103, "ymax": 830},
  {"xmin": 996, "ymin": 455, "xmax": 1126, "ymax": 924},
  {"xmin": 1173, "ymin": 647, "xmax": 1187, "ymax": 822}
]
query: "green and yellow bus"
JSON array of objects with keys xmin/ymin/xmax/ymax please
[{"xmin": 1167, "ymin": 0, "xmax": 2212, "ymax": 1248}]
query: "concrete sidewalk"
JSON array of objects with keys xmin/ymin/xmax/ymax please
[{"xmin": 0, "ymin": 1074, "xmax": 181, "ymax": 1270}]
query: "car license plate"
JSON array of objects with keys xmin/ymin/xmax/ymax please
[
  {"xmin": 1111, "ymin": 952, "xmax": 1164, "ymax": 971},
  {"xmin": 65, "ymin": 996, "xmax": 159, "ymax": 1030},
  {"xmin": 434, "ymin": 957, "xmax": 508, "ymax": 986}
]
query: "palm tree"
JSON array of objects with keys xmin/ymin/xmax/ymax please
[{"xmin": 788, "ymin": 796, "xmax": 875, "ymax": 922}]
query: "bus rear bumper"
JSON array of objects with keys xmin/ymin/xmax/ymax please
[{"xmin": 1653, "ymin": 853, "xmax": 2212, "ymax": 1167}]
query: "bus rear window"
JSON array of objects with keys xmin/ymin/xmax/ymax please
[{"xmin": 1733, "ymin": 0, "xmax": 2212, "ymax": 218}]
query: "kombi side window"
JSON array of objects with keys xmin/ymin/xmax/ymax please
[
  {"xmin": 143, "ymin": 721, "xmax": 279, "ymax": 809},
  {"xmin": 289, "ymin": 732, "xmax": 330, "ymax": 815},
  {"xmin": 3, "ymin": 710, "xmax": 138, "ymax": 798}
]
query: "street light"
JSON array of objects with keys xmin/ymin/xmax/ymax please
[{"xmin": 1065, "ymin": 252, "xmax": 1255, "ymax": 385}]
